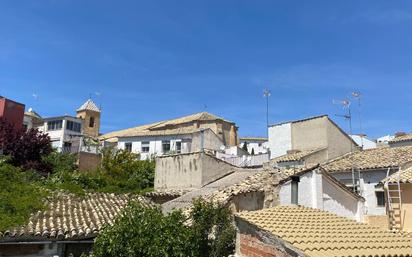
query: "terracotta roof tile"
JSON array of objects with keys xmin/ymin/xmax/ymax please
[
  {"xmin": 0, "ymin": 193, "xmax": 151, "ymax": 241},
  {"xmin": 322, "ymin": 146, "xmax": 412, "ymax": 172},
  {"xmin": 237, "ymin": 205, "xmax": 412, "ymax": 257},
  {"xmin": 390, "ymin": 133, "xmax": 412, "ymax": 143},
  {"xmin": 77, "ymin": 99, "xmax": 100, "ymax": 112},
  {"xmin": 99, "ymin": 112, "xmax": 232, "ymax": 140},
  {"xmin": 272, "ymin": 148, "xmax": 325, "ymax": 163},
  {"xmin": 382, "ymin": 166, "xmax": 412, "ymax": 184}
]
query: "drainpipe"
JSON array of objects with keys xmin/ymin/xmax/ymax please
[{"xmin": 291, "ymin": 176, "xmax": 300, "ymax": 205}]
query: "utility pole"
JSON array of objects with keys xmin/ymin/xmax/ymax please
[{"xmin": 263, "ymin": 88, "xmax": 271, "ymax": 137}]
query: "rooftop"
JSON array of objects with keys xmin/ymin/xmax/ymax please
[
  {"xmin": 271, "ymin": 148, "xmax": 325, "ymax": 163},
  {"xmin": 100, "ymin": 112, "xmax": 233, "ymax": 140},
  {"xmin": 269, "ymin": 114, "xmax": 327, "ymax": 127},
  {"xmin": 236, "ymin": 205, "xmax": 412, "ymax": 257},
  {"xmin": 382, "ymin": 166, "xmax": 412, "ymax": 184},
  {"xmin": 322, "ymin": 146, "xmax": 412, "ymax": 172},
  {"xmin": 77, "ymin": 99, "xmax": 101, "ymax": 113},
  {"xmin": 0, "ymin": 193, "xmax": 151, "ymax": 241},
  {"xmin": 389, "ymin": 133, "xmax": 412, "ymax": 143}
]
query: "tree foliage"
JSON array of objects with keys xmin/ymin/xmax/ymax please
[
  {"xmin": 0, "ymin": 160, "xmax": 48, "ymax": 231},
  {"xmin": 90, "ymin": 199, "xmax": 236, "ymax": 257},
  {"xmin": 0, "ymin": 119, "xmax": 52, "ymax": 175}
]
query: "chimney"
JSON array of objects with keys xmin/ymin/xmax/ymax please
[{"xmin": 291, "ymin": 176, "xmax": 300, "ymax": 205}]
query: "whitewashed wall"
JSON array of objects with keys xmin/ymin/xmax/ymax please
[
  {"xmin": 268, "ymin": 123, "xmax": 292, "ymax": 159},
  {"xmin": 279, "ymin": 169, "xmax": 364, "ymax": 221},
  {"xmin": 331, "ymin": 170, "xmax": 391, "ymax": 216}
]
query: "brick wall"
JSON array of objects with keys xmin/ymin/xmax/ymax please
[
  {"xmin": 239, "ymin": 234, "xmax": 293, "ymax": 257},
  {"xmin": 235, "ymin": 217, "xmax": 306, "ymax": 257}
]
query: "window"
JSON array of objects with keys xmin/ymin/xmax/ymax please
[
  {"xmin": 89, "ymin": 116, "xmax": 95, "ymax": 127},
  {"xmin": 125, "ymin": 142, "xmax": 132, "ymax": 152},
  {"xmin": 162, "ymin": 140, "xmax": 171, "ymax": 154},
  {"xmin": 376, "ymin": 191, "xmax": 386, "ymax": 207},
  {"xmin": 47, "ymin": 120, "xmax": 63, "ymax": 131},
  {"xmin": 66, "ymin": 120, "xmax": 81, "ymax": 132},
  {"xmin": 141, "ymin": 141, "xmax": 150, "ymax": 153},
  {"xmin": 176, "ymin": 141, "xmax": 182, "ymax": 153}
]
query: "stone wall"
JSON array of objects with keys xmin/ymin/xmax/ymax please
[{"xmin": 78, "ymin": 152, "xmax": 101, "ymax": 171}]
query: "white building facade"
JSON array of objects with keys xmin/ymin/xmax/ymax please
[
  {"xmin": 37, "ymin": 116, "xmax": 83, "ymax": 152},
  {"xmin": 279, "ymin": 167, "xmax": 365, "ymax": 222},
  {"xmin": 239, "ymin": 137, "xmax": 268, "ymax": 155},
  {"xmin": 117, "ymin": 129, "xmax": 224, "ymax": 160}
]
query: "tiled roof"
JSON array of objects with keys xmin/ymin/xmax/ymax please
[
  {"xmin": 390, "ymin": 134, "xmax": 412, "ymax": 143},
  {"xmin": 100, "ymin": 112, "xmax": 232, "ymax": 140},
  {"xmin": 77, "ymin": 99, "xmax": 100, "ymax": 112},
  {"xmin": 0, "ymin": 193, "xmax": 151, "ymax": 241},
  {"xmin": 24, "ymin": 108, "xmax": 42, "ymax": 119},
  {"xmin": 322, "ymin": 146, "xmax": 412, "ymax": 172},
  {"xmin": 272, "ymin": 148, "xmax": 325, "ymax": 163},
  {"xmin": 382, "ymin": 166, "xmax": 412, "ymax": 184},
  {"xmin": 237, "ymin": 205, "xmax": 412, "ymax": 257}
]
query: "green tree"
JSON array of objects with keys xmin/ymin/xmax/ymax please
[
  {"xmin": 0, "ymin": 160, "xmax": 47, "ymax": 230},
  {"xmin": 90, "ymin": 199, "xmax": 236, "ymax": 257}
]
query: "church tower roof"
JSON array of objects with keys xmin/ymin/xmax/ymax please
[{"xmin": 77, "ymin": 99, "xmax": 100, "ymax": 113}]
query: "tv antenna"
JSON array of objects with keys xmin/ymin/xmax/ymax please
[
  {"xmin": 351, "ymin": 91, "xmax": 363, "ymax": 148},
  {"xmin": 263, "ymin": 88, "xmax": 271, "ymax": 137},
  {"xmin": 333, "ymin": 98, "xmax": 360, "ymax": 193}
]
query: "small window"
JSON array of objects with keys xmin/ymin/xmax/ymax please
[
  {"xmin": 47, "ymin": 120, "xmax": 63, "ymax": 131},
  {"xmin": 376, "ymin": 191, "xmax": 385, "ymax": 207},
  {"xmin": 176, "ymin": 141, "xmax": 182, "ymax": 153},
  {"xmin": 89, "ymin": 116, "xmax": 95, "ymax": 127},
  {"xmin": 141, "ymin": 141, "xmax": 150, "ymax": 153},
  {"xmin": 162, "ymin": 140, "xmax": 171, "ymax": 154},
  {"xmin": 125, "ymin": 142, "xmax": 132, "ymax": 152}
]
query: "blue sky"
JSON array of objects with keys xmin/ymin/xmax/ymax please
[{"xmin": 1, "ymin": 1, "xmax": 412, "ymax": 138}]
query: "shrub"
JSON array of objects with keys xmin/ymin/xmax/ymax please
[
  {"xmin": 90, "ymin": 199, "xmax": 236, "ymax": 257},
  {"xmin": 0, "ymin": 161, "xmax": 48, "ymax": 231},
  {"xmin": 0, "ymin": 119, "xmax": 52, "ymax": 175}
]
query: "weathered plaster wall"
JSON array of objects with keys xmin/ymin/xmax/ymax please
[
  {"xmin": 268, "ymin": 123, "xmax": 292, "ymax": 159},
  {"xmin": 229, "ymin": 192, "xmax": 265, "ymax": 213},
  {"xmin": 400, "ymin": 184, "xmax": 412, "ymax": 232},
  {"xmin": 154, "ymin": 152, "xmax": 234, "ymax": 190},
  {"xmin": 78, "ymin": 152, "xmax": 101, "ymax": 171},
  {"xmin": 279, "ymin": 172, "xmax": 314, "ymax": 207},
  {"xmin": 291, "ymin": 117, "xmax": 327, "ymax": 151},
  {"xmin": 322, "ymin": 176, "xmax": 363, "ymax": 222},
  {"xmin": 326, "ymin": 119, "xmax": 354, "ymax": 160}
]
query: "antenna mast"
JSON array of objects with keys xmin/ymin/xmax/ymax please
[
  {"xmin": 352, "ymin": 92, "xmax": 363, "ymax": 148},
  {"xmin": 333, "ymin": 98, "xmax": 360, "ymax": 193},
  {"xmin": 263, "ymin": 88, "xmax": 271, "ymax": 138}
]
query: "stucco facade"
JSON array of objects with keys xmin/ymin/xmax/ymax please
[
  {"xmin": 279, "ymin": 168, "xmax": 364, "ymax": 222},
  {"xmin": 154, "ymin": 151, "xmax": 235, "ymax": 190},
  {"xmin": 118, "ymin": 128, "xmax": 224, "ymax": 160},
  {"xmin": 268, "ymin": 115, "xmax": 354, "ymax": 162}
]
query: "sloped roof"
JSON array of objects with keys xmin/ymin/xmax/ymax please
[
  {"xmin": 269, "ymin": 114, "xmax": 328, "ymax": 127},
  {"xmin": 100, "ymin": 112, "xmax": 233, "ymax": 140},
  {"xmin": 24, "ymin": 108, "xmax": 42, "ymax": 119},
  {"xmin": 236, "ymin": 205, "xmax": 412, "ymax": 257},
  {"xmin": 0, "ymin": 193, "xmax": 151, "ymax": 241},
  {"xmin": 77, "ymin": 99, "xmax": 100, "ymax": 112},
  {"xmin": 389, "ymin": 133, "xmax": 412, "ymax": 143},
  {"xmin": 272, "ymin": 148, "xmax": 326, "ymax": 163},
  {"xmin": 322, "ymin": 146, "xmax": 412, "ymax": 172},
  {"xmin": 382, "ymin": 166, "xmax": 412, "ymax": 184}
]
